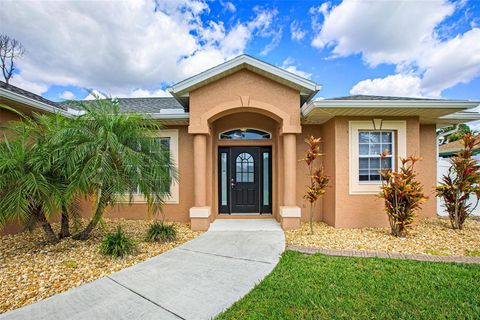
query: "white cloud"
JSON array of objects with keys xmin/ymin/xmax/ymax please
[
  {"xmin": 281, "ymin": 58, "xmax": 312, "ymax": 79},
  {"xmin": 419, "ymin": 28, "xmax": 480, "ymax": 96},
  {"xmin": 220, "ymin": 1, "xmax": 236, "ymax": 13},
  {"xmin": 0, "ymin": 0, "xmax": 280, "ymax": 97},
  {"xmin": 311, "ymin": 0, "xmax": 480, "ymax": 97},
  {"xmin": 9, "ymin": 74, "xmax": 48, "ymax": 95},
  {"xmin": 290, "ymin": 21, "xmax": 306, "ymax": 41},
  {"xmin": 311, "ymin": 0, "xmax": 454, "ymax": 66},
  {"xmin": 350, "ymin": 74, "xmax": 425, "ymax": 98},
  {"xmin": 59, "ymin": 90, "xmax": 75, "ymax": 100}
]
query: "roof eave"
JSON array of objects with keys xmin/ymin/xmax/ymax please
[
  {"xmin": 308, "ymin": 99, "xmax": 480, "ymax": 109},
  {"xmin": 0, "ymin": 87, "xmax": 72, "ymax": 117}
]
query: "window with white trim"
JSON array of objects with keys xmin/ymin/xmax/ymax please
[
  {"xmin": 349, "ymin": 121, "xmax": 406, "ymax": 194},
  {"xmin": 131, "ymin": 137, "xmax": 171, "ymax": 195},
  {"xmin": 126, "ymin": 129, "xmax": 179, "ymax": 204},
  {"xmin": 358, "ymin": 131, "xmax": 394, "ymax": 182}
]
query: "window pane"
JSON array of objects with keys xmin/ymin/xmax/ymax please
[
  {"xmin": 370, "ymin": 143, "xmax": 381, "ymax": 155},
  {"xmin": 369, "ymin": 132, "xmax": 380, "ymax": 143},
  {"xmin": 370, "ymin": 158, "xmax": 380, "ymax": 169},
  {"xmin": 383, "ymin": 143, "xmax": 393, "ymax": 154},
  {"xmin": 369, "ymin": 172, "xmax": 381, "ymax": 181},
  {"xmin": 359, "ymin": 144, "xmax": 369, "ymax": 155},
  {"xmin": 220, "ymin": 129, "xmax": 271, "ymax": 140},
  {"xmin": 359, "ymin": 158, "xmax": 369, "ymax": 169},
  {"xmin": 359, "ymin": 170, "xmax": 369, "ymax": 181},
  {"xmin": 381, "ymin": 132, "xmax": 392, "ymax": 143},
  {"xmin": 358, "ymin": 130, "xmax": 394, "ymax": 182},
  {"xmin": 381, "ymin": 157, "xmax": 392, "ymax": 169},
  {"xmin": 359, "ymin": 132, "xmax": 369, "ymax": 143},
  {"xmin": 221, "ymin": 153, "xmax": 227, "ymax": 206},
  {"xmin": 263, "ymin": 153, "xmax": 269, "ymax": 206}
]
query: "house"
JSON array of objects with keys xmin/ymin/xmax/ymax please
[
  {"xmin": 1, "ymin": 55, "xmax": 480, "ymax": 233},
  {"xmin": 438, "ymin": 135, "xmax": 480, "ymax": 157}
]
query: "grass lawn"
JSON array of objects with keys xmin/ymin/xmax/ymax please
[{"xmin": 217, "ymin": 251, "xmax": 480, "ymax": 319}]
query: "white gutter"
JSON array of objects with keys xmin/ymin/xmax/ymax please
[
  {"xmin": 0, "ymin": 87, "xmax": 73, "ymax": 117},
  {"xmin": 148, "ymin": 113, "xmax": 189, "ymax": 120}
]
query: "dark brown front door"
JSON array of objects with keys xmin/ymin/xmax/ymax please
[{"xmin": 218, "ymin": 146, "xmax": 272, "ymax": 214}]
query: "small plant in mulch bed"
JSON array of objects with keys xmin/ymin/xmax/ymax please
[
  {"xmin": 100, "ymin": 227, "xmax": 136, "ymax": 258},
  {"xmin": 301, "ymin": 136, "xmax": 329, "ymax": 235},
  {"xmin": 379, "ymin": 152, "xmax": 427, "ymax": 237},
  {"xmin": 436, "ymin": 133, "xmax": 480, "ymax": 230},
  {"xmin": 145, "ymin": 221, "xmax": 177, "ymax": 243}
]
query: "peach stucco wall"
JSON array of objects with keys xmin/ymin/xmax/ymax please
[
  {"xmin": 79, "ymin": 125, "xmax": 194, "ymax": 223},
  {"xmin": 0, "ymin": 70, "xmax": 441, "ymax": 234},
  {"xmin": 319, "ymin": 116, "xmax": 437, "ymax": 228}
]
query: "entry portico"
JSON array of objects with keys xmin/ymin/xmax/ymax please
[{"xmin": 169, "ymin": 55, "xmax": 320, "ymax": 230}]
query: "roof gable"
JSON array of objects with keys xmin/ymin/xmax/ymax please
[{"xmin": 168, "ymin": 55, "xmax": 320, "ymax": 109}]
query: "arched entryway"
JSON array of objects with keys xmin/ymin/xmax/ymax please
[{"xmin": 188, "ymin": 97, "xmax": 302, "ymax": 231}]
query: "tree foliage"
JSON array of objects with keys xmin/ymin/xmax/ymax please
[
  {"xmin": 437, "ymin": 124, "xmax": 476, "ymax": 143},
  {"xmin": 0, "ymin": 97, "xmax": 177, "ymax": 242}
]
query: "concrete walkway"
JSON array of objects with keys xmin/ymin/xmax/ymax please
[{"xmin": 1, "ymin": 219, "xmax": 284, "ymax": 320}]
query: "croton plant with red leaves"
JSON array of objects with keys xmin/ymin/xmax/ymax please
[
  {"xmin": 436, "ymin": 133, "xmax": 480, "ymax": 230},
  {"xmin": 301, "ymin": 136, "xmax": 329, "ymax": 235},
  {"xmin": 379, "ymin": 152, "xmax": 427, "ymax": 237}
]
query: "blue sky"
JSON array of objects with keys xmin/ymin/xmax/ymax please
[{"xmin": 1, "ymin": 0, "xmax": 479, "ymax": 102}]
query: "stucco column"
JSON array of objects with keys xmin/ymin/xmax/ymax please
[
  {"xmin": 280, "ymin": 133, "xmax": 301, "ymax": 230},
  {"xmin": 283, "ymin": 133, "xmax": 297, "ymax": 206},
  {"xmin": 193, "ymin": 134, "xmax": 207, "ymax": 206},
  {"xmin": 190, "ymin": 134, "xmax": 210, "ymax": 231}
]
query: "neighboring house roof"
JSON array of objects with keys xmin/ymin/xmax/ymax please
[
  {"xmin": 439, "ymin": 136, "xmax": 480, "ymax": 156},
  {"xmin": 0, "ymin": 80, "xmax": 70, "ymax": 115},
  {"xmin": 302, "ymin": 95, "xmax": 480, "ymax": 125},
  {"xmin": 168, "ymin": 54, "xmax": 321, "ymax": 110}
]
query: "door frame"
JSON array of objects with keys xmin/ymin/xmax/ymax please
[{"xmin": 218, "ymin": 146, "xmax": 272, "ymax": 215}]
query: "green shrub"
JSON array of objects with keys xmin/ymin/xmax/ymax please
[
  {"xmin": 100, "ymin": 227, "xmax": 136, "ymax": 258},
  {"xmin": 145, "ymin": 221, "xmax": 177, "ymax": 242}
]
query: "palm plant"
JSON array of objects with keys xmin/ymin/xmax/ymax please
[
  {"xmin": 60, "ymin": 97, "xmax": 177, "ymax": 240},
  {"xmin": 0, "ymin": 127, "xmax": 61, "ymax": 243}
]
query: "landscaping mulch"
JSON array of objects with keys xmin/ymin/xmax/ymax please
[
  {"xmin": 286, "ymin": 217, "xmax": 480, "ymax": 257},
  {"xmin": 0, "ymin": 219, "xmax": 200, "ymax": 314}
]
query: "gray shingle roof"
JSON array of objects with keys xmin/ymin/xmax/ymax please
[
  {"xmin": 0, "ymin": 80, "xmax": 67, "ymax": 110},
  {"xmin": 63, "ymin": 97, "xmax": 185, "ymax": 113},
  {"xmin": 327, "ymin": 94, "xmax": 445, "ymax": 101}
]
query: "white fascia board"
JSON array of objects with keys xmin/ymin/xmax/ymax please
[
  {"xmin": 439, "ymin": 111, "xmax": 480, "ymax": 121},
  {"xmin": 302, "ymin": 100, "xmax": 480, "ymax": 116},
  {"xmin": 0, "ymin": 87, "xmax": 73, "ymax": 117},
  {"xmin": 170, "ymin": 55, "xmax": 319, "ymax": 94}
]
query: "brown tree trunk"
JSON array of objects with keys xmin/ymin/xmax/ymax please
[
  {"xmin": 32, "ymin": 205, "xmax": 59, "ymax": 244},
  {"xmin": 72, "ymin": 190, "xmax": 108, "ymax": 240},
  {"xmin": 58, "ymin": 205, "xmax": 70, "ymax": 239}
]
